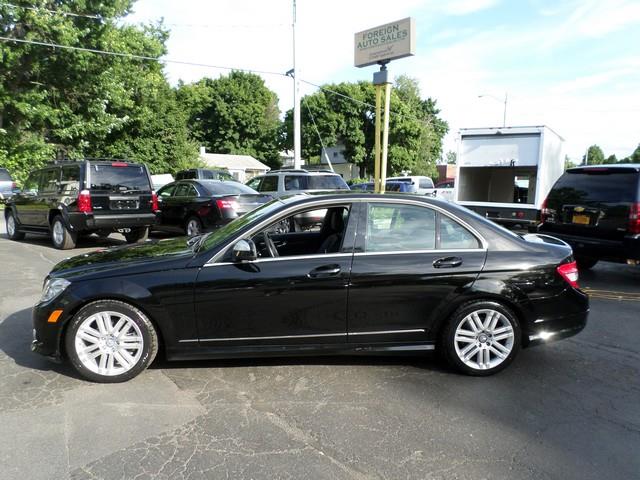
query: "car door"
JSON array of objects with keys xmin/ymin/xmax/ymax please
[
  {"xmin": 13, "ymin": 170, "xmax": 43, "ymax": 227},
  {"xmin": 163, "ymin": 182, "xmax": 193, "ymax": 228},
  {"xmin": 192, "ymin": 201, "xmax": 359, "ymax": 346},
  {"xmin": 347, "ymin": 200, "xmax": 487, "ymax": 344}
]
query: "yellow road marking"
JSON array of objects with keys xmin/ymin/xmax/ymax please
[{"xmin": 583, "ymin": 288, "xmax": 640, "ymax": 302}]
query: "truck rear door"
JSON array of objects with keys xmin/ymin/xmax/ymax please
[{"xmin": 87, "ymin": 163, "xmax": 153, "ymax": 216}]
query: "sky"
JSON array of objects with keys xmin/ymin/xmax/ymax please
[{"xmin": 126, "ymin": 0, "xmax": 640, "ymax": 162}]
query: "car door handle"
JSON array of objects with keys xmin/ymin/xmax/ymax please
[
  {"xmin": 433, "ymin": 256, "xmax": 463, "ymax": 268},
  {"xmin": 308, "ymin": 265, "xmax": 341, "ymax": 278}
]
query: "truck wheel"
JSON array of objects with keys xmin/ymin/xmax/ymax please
[
  {"xmin": 51, "ymin": 216, "xmax": 77, "ymax": 250},
  {"xmin": 441, "ymin": 300, "xmax": 521, "ymax": 376},
  {"xmin": 5, "ymin": 211, "xmax": 25, "ymax": 240},
  {"xmin": 124, "ymin": 227, "xmax": 149, "ymax": 244}
]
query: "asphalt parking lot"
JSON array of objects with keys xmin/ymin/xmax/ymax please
[{"xmin": 0, "ymin": 217, "xmax": 639, "ymax": 480}]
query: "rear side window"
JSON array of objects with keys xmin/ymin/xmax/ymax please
[
  {"xmin": 246, "ymin": 177, "xmax": 262, "ymax": 190},
  {"xmin": 176, "ymin": 170, "xmax": 196, "ymax": 180},
  {"xmin": 293, "ymin": 175, "xmax": 349, "ymax": 190},
  {"xmin": 39, "ymin": 169, "xmax": 60, "ymax": 193},
  {"xmin": 0, "ymin": 169, "xmax": 11, "ymax": 181},
  {"xmin": 259, "ymin": 176, "xmax": 278, "ymax": 192},
  {"xmin": 60, "ymin": 165, "xmax": 80, "ymax": 194},
  {"xmin": 90, "ymin": 164, "xmax": 151, "ymax": 192},
  {"xmin": 201, "ymin": 181, "xmax": 257, "ymax": 195},
  {"xmin": 201, "ymin": 170, "xmax": 215, "ymax": 180},
  {"xmin": 551, "ymin": 170, "xmax": 639, "ymax": 204},
  {"xmin": 440, "ymin": 216, "xmax": 480, "ymax": 249},
  {"xmin": 366, "ymin": 203, "xmax": 436, "ymax": 252}
]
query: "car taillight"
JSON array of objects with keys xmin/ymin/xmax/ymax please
[
  {"xmin": 111, "ymin": 162, "xmax": 128, "ymax": 167},
  {"xmin": 557, "ymin": 261, "xmax": 579, "ymax": 288},
  {"xmin": 11, "ymin": 182, "xmax": 17, "ymax": 190},
  {"xmin": 151, "ymin": 192, "xmax": 160, "ymax": 212},
  {"xmin": 629, "ymin": 203, "xmax": 640, "ymax": 234},
  {"xmin": 77, "ymin": 190, "xmax": 92, "ymax": 213},
  {"xmin": 216, "ymin": 198, "xmax": 239, "ymax": 211}
]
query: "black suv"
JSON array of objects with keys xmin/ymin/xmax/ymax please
[
  {"xmin": 538, "ymin": 164, "xmax": 640, "ymax": 269},
  {"xmin": 175, "ymin": 168, "xmax": 236, "ymax": 182},
  {"xmin": 5, "ymin": 160, "xmax": 158, "ymax": 249}
]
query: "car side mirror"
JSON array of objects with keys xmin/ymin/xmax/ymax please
[{"xmin": 232, "ymin": 239, "xmax": 257, "ymax": 262}]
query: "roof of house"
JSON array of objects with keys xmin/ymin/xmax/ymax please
[{"xmin": 200, "ymin": 153, "xmax": 270, "ymax": 171}]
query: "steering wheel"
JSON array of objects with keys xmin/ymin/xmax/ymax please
[{"xmin": 262, "ymin": 231, "xmax": 279, "ymax": 258}]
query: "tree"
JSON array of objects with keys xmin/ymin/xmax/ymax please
[
  {"xmin": 564, "ymin": 155, "xmax": 576, "ymax": 170},
  {"xmin": 445, "ymin": 151, "xmax": 457, "ymax": 165},
  {"xmin": 583, "ymin": 145, "xmax": 605, "ymax": 165},
  {"xmin": 629, "ymin": 144, "xmax": 640, "ymax": 163},
  {"xmin": 178, "ymin": 72, "xmax": 282, "ymax": 169},
  {"xmin": 0, "ymin": 0, "xmax": 199, "ymax": 184},
  {"xmin": 604, "ymin": 154, "xmax": 618, "ymax": 164},
  {"xmin": 282, "ymin": 77, "xmax": 448, "ymax": 178}
]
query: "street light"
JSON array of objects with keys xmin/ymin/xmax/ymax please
[{"xmin": 478, "ymin": 92, "xmax": 508, "ymax": 127}]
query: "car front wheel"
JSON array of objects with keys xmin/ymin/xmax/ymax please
[
  {"xmin": 441, "ymin": 301, "xmax": 521, "ymax": 376},
  {"xmin": 6, "ymin": 211, "xmax": 25, "ymax": 240},
  {"xmin": 65, "ymin": 300, "xmax": 158, "ymax": 383}
]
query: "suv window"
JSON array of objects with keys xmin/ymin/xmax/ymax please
[
  {"xmin": 259, "ymin": 176, "xmax": 278, "ymax": 192},
  {"xmin": 176, "ymin": 170, "xmax": 196, "ymax": 180},
  {"xmin": 60, "ymin": 165, "xmax": 80, "ymax": 195},
  {"xmin": 303, "ymin": 175, "xmax": 348, "ymax": 190},
  {"xmin": 419, "ymin": 178, "xmax": 434, "ymax": 189},
  {"xmin": 246, "ymin": 177, "xmax": 262, "ymax": 190},
  {"xmin": 440, "ymin": 216, "xmax": 480, "ymax": 249},
  {"xmin": 0, "ymin": 168, "xmax": 11, "ymax": 181},
  {"xmin": 23, "ymin": 171, "xmax": 41, "ymax": 194},
  {"xmin": 40, "ymin": 168, "xmax": 60, "ymax": 193},
  {"xmin": 366, "ymin": 203, "xmax": 436, "ymax": 252},
  {"xmin": 551, "ymin": 170, "xmax": 639, "ymax": 204},
  {"xmin": 90, "ymin": 164, "xmax": 151, "ymax": 192}
]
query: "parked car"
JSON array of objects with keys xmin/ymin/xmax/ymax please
[
  {"xmin": 5, "ymin": 160, "xmax": 157, "ymax": 249},
  {"xmin": 350, "ymin": 181, "xmax": 417, "ymax": 193},
  {"xmin": 387, "ymin": 175, "xmax": 435, "ymax": 195},
  {"xmin": 155, "ymin": 180, "xmax": 272, "ymax": 236},
  {"xmin": 0, "ymin": 167, "xmax": 19, "ymax": 203},
  {"xmin": 433, "ymin": 178, "xmax": 455, "ymax": 201},
  {"xmin": 176, "ymin": 168, "xmax": 237, "ymax": 182},
  {"xmin": 246, "ymin": 169, "xmax": 350, "ymax": 230},
  {"xmin": 32, "ymin": 192, "xmax": 588, "ymax": 382},
  {"xmin": 537, "ymin": 164, "xmax": 640, "ymax": 270}
]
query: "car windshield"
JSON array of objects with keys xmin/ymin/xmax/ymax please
[
  {"xmin": 90, "ymin": 164, "xmax": 151, "ymax": 192},
  {"xmin": 200, "ymin": 181, "xmax": 258, "ymax": 195},
  {"xmin": 198, "ymin": 198, "xmax": 285, "ymax": 252}
]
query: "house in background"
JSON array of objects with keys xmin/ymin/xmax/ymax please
[
  {"xmin": 199, "ymin": 147, "xmax": 270, "ymax": 183},
  {"xmin": 320, "ymin": 144, "xmax": 359, "ymax": 181},
  {"xmin": 436, "ymin": 164, "xmax": 456, "ymax": 183}
]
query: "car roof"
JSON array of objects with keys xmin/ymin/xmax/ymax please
[
  {"xmin": 266, "ymin": 169, "xmax": 341, "ymax": 176},
  {"xmin": 567, "ymin": 163, "xmax": 640, "ymax": 172}
]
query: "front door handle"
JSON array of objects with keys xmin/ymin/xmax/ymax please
[
  {"xmin": 433, "ymin": 256, "xmax": 463, "ymax": 268},
  {"xmin": 308, "ymin": 264, "xmax": 341, "ymax": 278}
]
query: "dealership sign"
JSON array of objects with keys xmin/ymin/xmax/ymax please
[{"xmin": 354, "ymin": 17, "xmax": 415, "ymax": 68}]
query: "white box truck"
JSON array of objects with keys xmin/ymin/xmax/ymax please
[{"xmin": 454, "ymin": 125, "xmax": 564, "ymax": 227}]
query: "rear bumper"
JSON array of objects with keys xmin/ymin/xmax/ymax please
[
  {"xmin": 525, "ymin": 310, "xmax": 588, "ymax": 347},
  {"xmin": 68, "ymin": 212, "xmax": 157, "ymax": 232},
  {"xmin": 535, "ymin": 230, "xmax": 640, "ymax": 262}
]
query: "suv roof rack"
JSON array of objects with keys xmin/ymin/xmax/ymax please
[{"xmin": 269, "ymin": 168, "xmax": 336, "ymax": 174}]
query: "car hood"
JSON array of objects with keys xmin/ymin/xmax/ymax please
[{"xmin": 50, "ymin": 237, "xmax": 196, "ymax": 279}]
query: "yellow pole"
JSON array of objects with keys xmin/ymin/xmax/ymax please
[
  {"xmin": 380, "ymin": 82, "xmax": 392, "ymax": 194},
  {"xmin": 374, "ymin": 85, "xmax": 382, "ymax": 193}
]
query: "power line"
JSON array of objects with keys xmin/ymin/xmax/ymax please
[
  {"xmin": 302, "ymin": 97, "xmax": 333, "ymax": 170},
  {"xmin": 0, "ymin": 2, "xmax": 103, "ymax": 20},
  {"xmin": 0, "ymin": 36, "xmax": 288, "ymax": 78}
]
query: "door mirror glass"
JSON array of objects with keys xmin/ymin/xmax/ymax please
[{"xmin": 232, "ymin": 239, "xmax": 257, "ymax": 262}]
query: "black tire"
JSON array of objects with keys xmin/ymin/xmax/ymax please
[
  {"xmin": 124, "ymin": 227, "xmax": 149, "ymax": 244},
  {"xmin": 95, "ymin": 230, "xmax": 111, "ymax": 239},
  {"xmin": 440, "ymin": 300, "xmax": 522, "ymax": 376},
  {"xmin": 184, "ymin": 216, "xmax": 203, "ymax": 237},
  {"xmin": 575, "ymin": 256, "xmax": 598, "ymax": 270},
  {"xmin": 51, "ymin": 215, "xmax": 77, "ymax": 250},
  {"xmin": 65, "ymin": 300, "xmax": 159, "ymax": 383},
  {"xmin": 5, "ymin": 210, "xmax": 25, "ymax": 240}
]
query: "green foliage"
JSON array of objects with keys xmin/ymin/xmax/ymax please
[
  {"xmin": 283, "ymin": 76, "xmax": 448, "ymax": 179},
  {"xmin": 604, "ymin": 154, "xmax": 618, "ymax": 164},
  {"xmin": 0, "ymin": 0, "xmax": 199, "ymax": 183},
  {"xmin": 445, "ymin": 151, "xmax": 457, "ymax": 165},
  {"xmin": 583, "ymin": 145, "xmax": 605, "ymax": 165},
  {"xmin": 177, "ymin": 72, "xmax": 282, "ymax": 169}
]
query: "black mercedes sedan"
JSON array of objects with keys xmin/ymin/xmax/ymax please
[
  {"xmin": 32, "ymin": 193, "xmax": 589, "ymax": 382},
  {"xmin": 155, "ymin": 179, "xmax": 272, "ymax": 236}
]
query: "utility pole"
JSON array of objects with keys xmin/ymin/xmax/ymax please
[
  {"xmin": 373, "ymin": 63, "xmax": 392, "ymax": 193},
  {"xmin": 478, "ymin": 92, "xmax": 508, "ymax": 127},
  {"xmin": 292, "ymin": 0, "xmax": 302, "ymax": 169}
]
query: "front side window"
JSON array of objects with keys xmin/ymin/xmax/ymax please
[
  {"xmin": 60, "ymin": 166, "xmax": 80, "ymax": 195},
  {"xmin": 39, "ymin": 169, "xmax": 60, "ymax": 193},
  {"xmin": 285, "ymin": 175, "xmax": 303, "ymax": 191},
  {"xmin": 23, "ymin": 171, "xmax": 42, "ymax": 194},
  {"xmin": 259, "ymin": 176, "xmax": 278, "ymax": 192},
  {"xmin": 246, "ymin": 177, "xmax": 262, "ymax": 190},
  {"xmin": 365, "ymin": 203, "xmax": 436, "ymax": 252},
  {"xmin": 158, "ymin": 184, "xmax": 176, "ymax": 197},
  {"xmin": 419, "ymin": 178, "xmax": 434, "ymax": 189}
]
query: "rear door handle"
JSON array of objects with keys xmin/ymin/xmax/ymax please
[
  {"xmin": 308, "ymin": 264, "xmax": 341, "ymax": 278},
  {"xmin": 433, "ymin": 256, "xmax": 463, "ymax": 268}
]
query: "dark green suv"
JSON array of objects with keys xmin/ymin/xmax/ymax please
[{"xmin": 5, "ymin": 160, "xmax": 158, "ymax": 249}]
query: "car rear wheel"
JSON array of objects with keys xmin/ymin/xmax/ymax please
[
  {"xmin": 124, "ymin": 227, "xmax": 149, "ymax": 243},
  {"xmin": 6, "ymin": 211, "xmax": 25, "ymax": 240},
  {"xmin": 184, "ymin": 216, "xmax": 202, "ymax": 237},
  {"xmin": 575, "ymin": 256, "xmax": 598, "ymax": 270},
  {"xmin": 51, "ymin": 216, "xmax": 77, "ymax": 250},
  {"xmin": 65, "ymin": 300, "xmax": 158, "ymax": 383},
  {"xmin": 441, "ymin": 301, "xmax": 521, "ymax": 376}
]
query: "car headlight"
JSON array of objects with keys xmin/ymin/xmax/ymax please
[{"xmin": 40, "ymin": 278, "xmax": 71, "ymax": 303}]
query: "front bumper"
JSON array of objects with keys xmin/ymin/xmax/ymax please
[{"xmin": 31, "ymin": 298, "xmax": 72, "ymax": 360}]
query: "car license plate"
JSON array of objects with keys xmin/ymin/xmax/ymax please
[
  {"xmin": 110, "ymin": 198, "xmax": 139, "ymax": 210},
  {"xmin": 572, "ymin": 214, "xmax": 590, "ymax": 225}
]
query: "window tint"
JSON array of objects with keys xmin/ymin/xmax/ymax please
[
  {"xmin": 40, "ymin": 169, "xmax": 60, "ymax": 193},
  {"xmin": 201, "ymin": 181, "xmax": 257, "ymax": 195},
  {"xmin": 550, "ymin": 170, "xmax": 639, "ymax": 204},
  {"xmin": 90, "ymin": 164, "xmax": 151, "ymax": 192},
  {"xmin": 174, "ymin": 183, "xmax": 196, "ymax": 196},
  {"xmin": 366, "ymin": 203, "xmax": 436, "ymax": 252},
  {"xmin": 419, "ymin": 178, "xmax": 434, "ymax": 189},
  {"xmin": 259, "ymin": 176, "xmax": 278, "ymax": 192},
  {"xmin": 60, "ymin": 165, "xmax": 80, "ymax": 194},
  {"xmin": 158, "ymin": 184, "xmax": 176, "ymax": 197},
  {"xmin": 285, "ymin": 175, "xmax": 303, "ymax": 190},
  {"xmin": 440, "ymin": 216, "xmax": 480, "ymax": 249},
  {"xmin": 201, "ymin": 170, "xmax": 214, "ymax": 179},
  {"xmin": 306, "ymin": 175, "xmax": 349, "ymax": 190},
  {"xmin": 23, "ymin": 171, "xmax": 41, "ymax": 193},
  {"xmin": 246, "ymin": 177, "xmax": 262, "ymax": 190}
]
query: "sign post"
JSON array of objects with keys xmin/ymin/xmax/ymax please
[{"xmin": 354, "ymin": 18, "xmax": 415, "ymax": 193}]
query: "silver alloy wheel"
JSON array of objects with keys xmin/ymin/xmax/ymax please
[
  {"xmin": 52, "ymin": 220, "xmax": 64, "ymax": 246},
  {"xmin": 454, "ymin": 309, "xmax": 515, "ymax": 370},
  {"xmin": 186, "ymin": 218, "xmax": 201, "ymax": 236},
  {"xmin": 7, "ymin": 215, "xmax": 16, "ymax": 236},
  {"xmin": 74, "ymin": 311, "xmax": 144, "ymax": 376}
]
